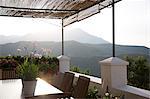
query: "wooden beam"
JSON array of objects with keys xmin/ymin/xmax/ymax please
[{"xmin": 0, "ymin": 6, "xmax": 78, "ymax": 12}]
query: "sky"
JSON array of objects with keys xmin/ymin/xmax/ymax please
[{"xmin": 0, "ymin": 0, "xmax": 149, "ymax": 48}]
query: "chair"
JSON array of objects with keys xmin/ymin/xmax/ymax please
[
  {"xmin": 26, "ymin": 75, "xmax": 90, "ymax": 99},
  {"xmin": 72, "ymin": 75, "xmax": 90, "ymax": 98},
  {"xmin": 60, "ymin": 72, "xmax": 75, "ymax": 92}
]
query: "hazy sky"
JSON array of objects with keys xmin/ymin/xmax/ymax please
[{"xmin": 0, "ymin": 0, "xmax": 149, "ymax": 48}]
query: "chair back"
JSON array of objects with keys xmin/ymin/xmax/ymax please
[
  {"xmin": 73, "ymin": 75, "xmax": 90, "ymax": 98},
  {"xmin": 60, "ymin": 72, "xmax": 75, "ymax": 92}
]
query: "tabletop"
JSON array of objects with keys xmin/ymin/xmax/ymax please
[{"xmin": 0, "ymin": 78, "xmax": 63, "ymax": 99}]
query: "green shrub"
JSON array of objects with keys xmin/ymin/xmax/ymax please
[
  {"xmin": 38, "ymin": 62, "xmax": 58, "ymax": 73},
  {"xmin": 125, "ymin": 56, "xmax": 150, "ymax": 90},
  {"xmin": 0, "ymin": 59, "xmax": 19, "ymax": 70},
  {"xmin": 0, "ymin": 56, "xmax": 59, "ymax": 73},
  {"xmin": 87, "ymin": 86, "xmax": 99, "ymax": 99}
]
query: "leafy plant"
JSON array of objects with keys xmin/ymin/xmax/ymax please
[
  {"xmin": 16, "ymin": 58, "xmax": 39, "ymax": 81},
  {"xmin": 86, "ymin": 86, "xmax": 99, "ymax": 99}
]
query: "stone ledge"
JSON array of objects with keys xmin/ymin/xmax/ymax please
[
  {"xmin": 69, "ymin": 71, "xmax": 102, "ymax": 84},
  {"xmin": 115, "ymin": 85, "xmax": 150, "ymax": 99}
]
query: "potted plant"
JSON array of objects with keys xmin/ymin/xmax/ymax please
[{"xmin": 16, "ymin": 58, "xmax": 39, "ymax": 96}]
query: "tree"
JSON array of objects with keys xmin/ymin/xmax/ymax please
[{"xmin": 125, "ymin": 56, "xmax": 150, "ymax": 90}]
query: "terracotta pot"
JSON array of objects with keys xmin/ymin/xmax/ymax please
[{"xmin": 22, "ymin": 80, "xmax": 37, "ymax": 97}]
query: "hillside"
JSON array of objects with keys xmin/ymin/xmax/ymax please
[{"xmin": 0, "ymin": 41, "xmax": 149, "ymax": 77}]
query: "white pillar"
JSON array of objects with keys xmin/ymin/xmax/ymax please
[
  {"xmin": 99, "ymin": 57, "xmax": 129, "ymax": 93},
  {"xmin": 57, "ymin": 55, "xmax": 70, "ymax": 73}
]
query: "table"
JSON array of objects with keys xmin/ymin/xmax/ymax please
[{"xmin": 0, "ymin": 78, "xmax": 63, "ymax": 99}]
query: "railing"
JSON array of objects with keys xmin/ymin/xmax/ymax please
[
  {"xmin": 68, "ymin": 72, "xmax": 150, "ymax": 99},
  {"xmin": 2, "ymin": 69, "xmax": 17, "ymax": 79}
]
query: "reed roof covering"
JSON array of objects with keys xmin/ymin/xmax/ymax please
[{"xmin": 0, "ymin": 0, "xmax": 121, "ymax": 26}]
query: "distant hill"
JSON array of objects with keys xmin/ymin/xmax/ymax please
[
  {"xmin": 0, "ymin": 41, "xmax": 149, "ymax": 77},
  {"xmin": 64, "ymin": 29, "xmax": 109, "ymax": 44},
  {"xmin": 0, "ymin": 35, "xmax": 22, "ymax": 44},
  {"xmin": 0, "ymin": 28, "xmax": 109, "ymax": 44}
]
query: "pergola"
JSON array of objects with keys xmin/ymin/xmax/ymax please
[{"xmin": 0, "ymin": 0, "xmax": 122, "ymax": 56}]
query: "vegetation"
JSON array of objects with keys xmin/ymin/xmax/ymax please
[
  {"xmin": 86, "ymin": 86, "xmax": 100, "ymax": 99},
  {"xmin": 124, "ymin": 56, "xmax": 150, "ymax": 90},
  {"xmin": 38, "ymin": 57, "xmax": 58, "ymax": 74},
  {"xmin": 0, "ymin": 56, "xmax": 59, "ymax": 80},
  {"xmin": 0, "ymin": 41, "xmax": 148, "ymax": 77},
  {"xmin": 16, "ymin": 58, "xmax": 39, "ymax": 81},
  {"xmin": 0, "ymin": 58, "xmax": 19, "ymax": 70},
  {"xmin": 70, "ymin": 65, "xmax": 90, "ymax": 75},
  {"xmin": 35, "ymin": 57, "xmax": 59, "ymax": 74},
  {"xmin": 0, "ymin": 56, "xmax": 59, "ymax": 72}
]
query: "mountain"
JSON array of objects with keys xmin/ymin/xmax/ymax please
[
  {"xmin": 0, "ymin": 35, "xmax": 22, "ymax": 44},
  {"xmin": 0, "ymin": 41, "xmax": 149, "ymax": 77},
  {"xmin": 0, "ymin": 28, "xmax": 109, "ymax": 44},
  {"xmin": 64, "ymin": 29, "xmax": 109, "ymax": 44}
]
